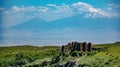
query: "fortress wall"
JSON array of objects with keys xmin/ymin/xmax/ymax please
[
  {"xmin": 87, "ymin": 42, "xmax": 92, "ymax": 51},
  {"xmin": 61, "ymin": 41, "xmax": 92, "ymax": 55},
  {"xmin": 82, "ymin": 42, "xmax": 87, "ymax": 51}
]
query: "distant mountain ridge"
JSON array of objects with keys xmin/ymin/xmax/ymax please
[{"xmin": 12, "ymin": 15, "xmax": 120, "ymax": 31}]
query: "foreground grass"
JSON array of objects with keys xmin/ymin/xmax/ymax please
[
  {"xmin": 0, "ymin": 42, "xmax": 120, "ymax": 67},
  {"xmin": 0, "ymin": 46, "xmax": 59, "ymax": 66}
]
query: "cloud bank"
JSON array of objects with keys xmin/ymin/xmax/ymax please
[{"xmin": 0, "ymin": 2, "xmax": 120, "ymax": 27}]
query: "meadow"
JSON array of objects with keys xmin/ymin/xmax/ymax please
[{"xmin": 0, "ymin": 42, "xmax": 120, "ymax": 67}]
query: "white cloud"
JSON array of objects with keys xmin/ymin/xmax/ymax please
[
  {"xmin": 38, "ymin": 7, "xmax": 49, "ymax": 12},
  {"xmin": 107, "ymin": 7, "xmax": 112, "ymax": 10},
  {"xmin": 1, "ymin": 2, "xmax": 120, "ymax": 27},
  {"xmin": 12, "ymin": 6, "xmax": 21, "ymax": 12},
  {"xmin": 12, "ymin": 6, "xmax": 36, "ymax": 12},
  {"xmin": 89, "ymin": 8, "xmax": 98, "ymax": 12},
  {"xmin": 47, "ymin": 4, "xmax": 56, "ymax": 7},
  {"xmin": 106, "ymin": 3, "xmax": 120, "ymax": 17},
  {"xmin": 71, "ymin": 2, "xmax": 109, "ymax": 17},
  {"xmin": 107, "ymin": 3, "xmax": 120, "ymax": 11},
  {"xmin": 108, "ymin": 4, "xmax": 120, "ymax": 8},
  {"xmin": 71, "ymin": 2, "xmax": 92, "ymax": 12}
]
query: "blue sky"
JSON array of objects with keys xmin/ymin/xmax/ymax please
[{"xmin": 0, "ymin": 0, "xmax": 120, "ymax": 46}]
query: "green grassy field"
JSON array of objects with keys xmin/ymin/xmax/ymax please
[{"xmin": 0, "ymin": 42, "xmax": 120, "ymax": 67}]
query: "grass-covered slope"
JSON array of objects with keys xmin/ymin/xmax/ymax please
[
  {"xmin": 0, "ymin": 45, "xmax": 59, "ymax": 67},
  {"xmin": 76, "ymin": 42, "xmax": 120, "ymax": 67},
  {"xmin": 0, "ymin": 42, "xmax": 120, "ymax": 67}
]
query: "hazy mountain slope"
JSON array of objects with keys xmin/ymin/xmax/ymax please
[
  {"xmin": 12, "ymin": 18, "xmax": 48, "ymax": 30},
  {"xmin": 12, "ymin": 16, "xmax": 119, "ymax": 31}
]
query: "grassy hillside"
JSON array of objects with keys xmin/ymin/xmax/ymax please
[
  {"xmin": 0, "ymin": 42, "xmax": 120, "ymax": 67},
  {"xmin": 0, "ymin": 45, "xmax": 59, "ymax": 67}
]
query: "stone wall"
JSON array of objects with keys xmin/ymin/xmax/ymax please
[
  {"xmin": 63, "ymin": 41, "xmax": 92, "ymax": 52},
  {"xmin": 60, "ymin": 41, "xmax": 92, "ymax": 55}
]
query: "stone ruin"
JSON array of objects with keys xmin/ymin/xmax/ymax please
[{"xmin": 60, "ymin": 41, "xmax": 92, "ymax": 55}]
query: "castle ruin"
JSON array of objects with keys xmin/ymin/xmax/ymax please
[{"xmin": 60, "ymin": 41, "xmax": 92, "ymax": 55}]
